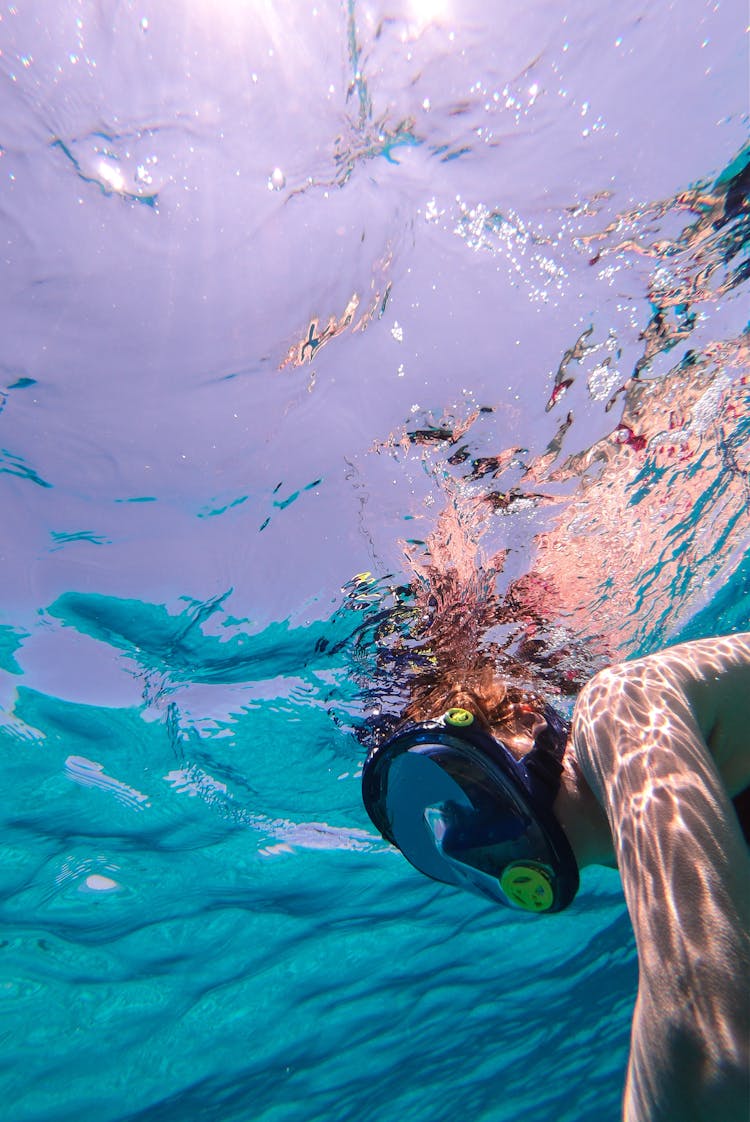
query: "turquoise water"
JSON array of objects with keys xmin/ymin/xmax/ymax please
[
  {"xmin": 2, "ymin": 1, "xmax": 749, "ymax": 1119},
  {"xmin": 2, "ymin": 569, "xmax": 749, "ymax": 1121},
  {"xmin": 1, "ymin": 590, "xmax": 639, "ymax": 1122}
]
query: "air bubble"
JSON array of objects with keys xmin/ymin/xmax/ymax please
[{"xmin": 268, "ymin": 167, "xmax": 286, "ymax": 191}]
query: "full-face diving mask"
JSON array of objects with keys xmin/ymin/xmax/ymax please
[{"xmin": 362, "ymin": 707, "xmax": 579, "ymax": 913}]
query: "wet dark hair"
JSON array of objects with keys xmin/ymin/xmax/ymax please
[{"xmin": 395, "ymin": 672, "xmax": 570, "ymax": 772}]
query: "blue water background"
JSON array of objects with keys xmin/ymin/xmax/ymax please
[{"xmin": 1, "ymin": 2, "xmax": 748, "ymax": 1120}]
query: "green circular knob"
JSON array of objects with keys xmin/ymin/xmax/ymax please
[{"xmin": 445, "ymin": 707, "xmax": 474, "ymax": 727}]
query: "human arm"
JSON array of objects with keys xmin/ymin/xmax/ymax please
[{"xmin": 572, "ymin": 636, "xmax": 750, "ymax": 1122}]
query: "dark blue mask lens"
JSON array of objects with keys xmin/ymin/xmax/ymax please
[{"xmin": 362, "ymin": 719, "xmax": 579, "ymax": 912}]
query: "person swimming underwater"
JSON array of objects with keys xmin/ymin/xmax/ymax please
[
  {"xmin": 362, "ymin": 634, "xmax": 750, "ymax": 1122},
  {"xmin": 360, "ymin": 488, "xmax": 750, "ymax": 1122}
]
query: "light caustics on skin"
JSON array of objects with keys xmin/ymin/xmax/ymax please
[
  {"xmin": 572, "ymin": 636, "xmax": 750, "ymax": 1121},
  {"xmin": 363, "ymin": 364, "xmax": 750, "ymax": 1109}
]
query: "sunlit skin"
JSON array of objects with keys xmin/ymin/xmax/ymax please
[
  {"xmin": 393, "ymin": 494, "xmax": 749, "ymax": 1121},
  {"xmin": 423, "ymin": 637, "xmax": 750, "ymax": 1121},
  {"xmin": 561, "ymin": 634, "xmax": 750, "ymax": 1122},
  {"xmin": 424, "ymin": 638, "xmax": 750, "ymax": 1121},
  {"xmin": 373, "ymin": 152, "xmax": 750, "ymax": 1118}
]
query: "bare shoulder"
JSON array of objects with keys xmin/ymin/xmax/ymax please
[{"xmin": 572, "ymin": 632, "xmax": 750, "ymax": 800}]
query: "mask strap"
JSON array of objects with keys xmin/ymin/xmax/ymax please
[{"xmin": 521, "ymin": 704, "xmax": 569, "ymax": 802}]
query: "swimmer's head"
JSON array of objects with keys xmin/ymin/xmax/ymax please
[
  {"xmin": 362, "ymin": 697, "xmax": 578, "ymax": 913},
  {"xmin": 401, "ymin": 671, "xmax": 566, "ymax": 762}
]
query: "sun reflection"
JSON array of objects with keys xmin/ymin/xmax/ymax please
[
  {"xmin": 97, "ymin": 161, "xmax": 125, "ymax": 193},
  {"xmin": 403, "ymin": 0, "xmax": 451, "ymax": 38}
]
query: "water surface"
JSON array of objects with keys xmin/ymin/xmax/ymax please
[{"xmin": 1, "ymin": 2, "xmax": 748, "ymax": 1120}]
